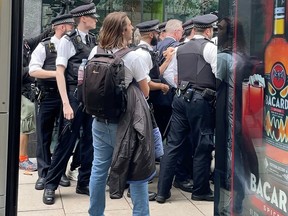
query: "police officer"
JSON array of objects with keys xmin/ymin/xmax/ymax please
[
  {"xmin": 156, "ymin": 14, "xmax": 218, "ymax": 203},
  {"xmin": 29, "ymin": 14, "xmax": 75, "ymax": 190},
  {"xmin": 42, "ymin": 3, "xmax": 98, "ymax": 205},
  {"xmin": 135, "ymin": 19, "xmax": 170, "ymax": 93},
  {"xmin": 19, "ymin": 27, "xmax": 52, "ymax": 172},
  {"xmin": 182, "ymin": 19, "xmax": 195, "ymax": 42}
]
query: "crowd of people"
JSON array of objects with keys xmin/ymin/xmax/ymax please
[{"xmin": 21, "ymin": 2, "xmax": 219, "ymax": 216}]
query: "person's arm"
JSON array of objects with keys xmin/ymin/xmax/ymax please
[
  {"xmin": 148, "ymin": 81, "xmax": 169, "ymax": 94},
  {"xmin": 203, "ymin": 42, "xmax": 217, "ymax": 75},
  {"xmin": 29, "ymin": 43, "xmax": 56, "ymax": 78},
  {"xmin": 56, "ymin": 65, "xmax": 74, "ymax": 120},
  {"xmin": 55, "ymin": 37, "xmax": 75, "ymax": 120},
  {"xmin": 138, "ymin": 78, "xmax": 150, "ymax": 98},
  {"xmin": 159, "ymin": 47, "xmax": 175, "ymax": 74}
]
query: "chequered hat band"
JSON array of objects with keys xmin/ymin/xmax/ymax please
[
  {"xmin": 184, "ymin": 24, "xmax": 194, "ymax": 31},
  {"xmin": 138, "ymin": 25, "xmax": 159, "ymax": 32},
  {"xmin": 194, "ymin": 24, "xmax": 213, "ymax": 28},
  {"xmin": 72, "ymin": 8, "xmax": 96, "ymax": 17},
  {"xmin": 53, "ymin": 18, "xmax": 75, "ymax": 26}
]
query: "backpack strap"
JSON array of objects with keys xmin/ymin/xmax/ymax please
[
  {"xmin": 95, "ymin": 47, "xmax": 131, "ymax": 58},
  {"xmin": 114, "ymin": 48, "xmax": 131, "ymax": 58}
]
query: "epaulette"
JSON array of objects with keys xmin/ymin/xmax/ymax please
[
  {"xmin": 88, "ymin": 31, "xmax": 97, "ymax": 46},
  {"xmin": 64, "ymin": 29, "xmax": 77, "ymax": 41},
  {"xmin": 41, "ymin": 37, "xmax": 51, "ymax": 44},
  {"xmin": 88, "ymin": 31, "xmax": 95, "ymax": 37}
]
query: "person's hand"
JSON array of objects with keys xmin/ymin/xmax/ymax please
[
  {"xmin": 163, "ymin": 47, "xmax": 175, "ymax": 61},
  {"xmin": 161, "ymin": 83, "xmax": 170, "ymax": 95},
  {"xmin": 63, "ymin": 103, "xmax": 74, "ymax": 120}
]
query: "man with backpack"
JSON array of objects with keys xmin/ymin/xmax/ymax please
[
  {"xmin": 86, "ymin": 11, "xmax": 155, "ymax": 216},
  {"xmin": 42, "ymin": 3, "xmax": 98, "ymax": 205}
]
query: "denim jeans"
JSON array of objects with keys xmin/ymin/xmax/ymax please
[
  {"xmin": 88, "ymin": 119, "xmax": 150, "ymax": 216},
  {"xmin": 130, "ymin": 182, "xmax": 150, "ymax": 216}
]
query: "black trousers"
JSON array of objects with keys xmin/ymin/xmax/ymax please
[
  {"xmin": 36, "ymin": 91, "xmax": 61, "ymax": 178},
  {"xmin": 45, "ymin": 90, "xmax": 93, "ymax": 190},
  {"xmin": 157, "ymin": 92, "xmax": 215, "ymax": 196}
]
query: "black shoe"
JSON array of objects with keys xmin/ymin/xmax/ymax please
[
  {"xmin": 191, "ymin": 192, "xmax": 214, "ymax": 201},
  {"xmin": 155, "ymin": 192, "xmax": 171, "ymax": 204},
  {"xmin": 127, "ymin": 189, "xmax": 157, "ymax": 201},
  {"xmin": 35, "ymin": 177, "xmax": 45, "ymax": 190},
  {"xmin": 43, "ymin": 188, "xmax": 55, "ymax": 205},
  {"xmin": 148, "ymin": 191, "xmax": 157, "ymax": 201},
  {"xmin": 76, "ymin": 185, "xmax": 89, "ymax": 196},
  {"xmin": 173, "ymin": 179, "xmax": 193, "ymax": 193},
  {"xmin": 59, "ymin": 174, "xmax": 71, "ymax": 187}
]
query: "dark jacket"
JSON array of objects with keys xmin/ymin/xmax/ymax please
[{"xmin": 108, "ymin": 84, "xmax": 156, "ymax": 199}]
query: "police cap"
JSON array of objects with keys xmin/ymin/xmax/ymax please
[
  {"xmin": 158, "ymin": 21, "xmax": 167, "ymax": 32},
  {"xmin": 51, "ymin": 14, "xmax": 74, "ymax": 26},
  {"xmin": 182, "ymin": 19, "xmax": 194, "ymax": 31},
  {"xmin": 70, "ymin": 3, "xmax": 99, "ymax": 19},
  {"xmin": 136, "ymin": 19, "xmax": 160, "ymax": 33},
  {"xmin": 192, "ymin": 14, "xmax": 218, "ymax": 29}
]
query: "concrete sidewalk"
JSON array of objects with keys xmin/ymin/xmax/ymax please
[{"xmin": 17, "ymin": 166, "xmax": 213, "ymax": 216}]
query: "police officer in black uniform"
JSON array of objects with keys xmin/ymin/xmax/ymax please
[
  {"xmin": 29, "ymin": 14, "xmax": 75, "ymax": 190},
  {"xmin": 156, "ymin": 14, "xmax": 218, "ymax": 203},
  {"xmin": 42, "ymin": 3, "xmax": 98, "ymax": 205}
]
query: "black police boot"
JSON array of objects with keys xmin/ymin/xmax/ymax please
[
  {"xmin": 173, "ymin": 179, "xmax": 193, "ymax": 193},
  {"xmin": 43, "ymin": 188, "xmax": 55, "ymax": 205},
  {"xmin": 59, "ymin": 174, "xmax": 71, "ymax": 187},
  {"xmin": 76, "ymin": 185, "xmax": 89, "ymax": 196},
  {"xmin": 35, "ymin": 177, "xmax": 45, "ymax": 190}
]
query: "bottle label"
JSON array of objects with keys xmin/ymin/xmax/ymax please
[
  {"xmin": 265, "ymin": 62, "xmax": 288, "ymax": 182},
  {"xmin": 78, "ymin": 69, "xmax": 84, "ymax": 86}
]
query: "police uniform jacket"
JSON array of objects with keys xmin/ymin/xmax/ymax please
[{"xmin": 108, "ymin": 84, "xmax": 156, "ymax": 199}]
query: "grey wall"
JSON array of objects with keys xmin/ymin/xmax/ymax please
[{"xmin": 24, "ymin": 0, "xmax": 42, "ymax": 38}]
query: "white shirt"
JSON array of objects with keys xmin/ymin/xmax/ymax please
[
  {"xmin": 165, "ymin": 35, "xmax": 217, "ymax": 87},
  {"xmin": 134, "ymin": 40, "xmax": 153, "ymax": 83},
  {"xmin": 56, "ymin": 29, "xmax": 88, "ymax": 68},
  {"xmin": 29, "ymin": 35, "xmax": 60, "ymax": 74},
  {"xmin": 88, "ymin": 46, "xmax": 149, "ymax": 88}
]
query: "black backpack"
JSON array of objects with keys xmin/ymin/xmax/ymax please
[{"xmin": 83, "ymin": 47, "xmax": 131, "ymax": 122}]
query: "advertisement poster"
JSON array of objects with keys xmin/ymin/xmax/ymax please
[{"xmin": 216, "ymin": 0, "xmax": 288, "ymax": 215}]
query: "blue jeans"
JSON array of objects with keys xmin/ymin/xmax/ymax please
[
  {"xmin": 88, "ymin": 119, "xmax": 150, "ymax": 216},
  {"xmin": 130, "ymin": 182, "xmax": 149, "ymax": 216}
]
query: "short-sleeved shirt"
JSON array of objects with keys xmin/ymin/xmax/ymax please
[
  {"xmin": 88, "ymin": 46, "xmax": 149, "ymax": 88},
  {"xmin": 56, "ymin": 29, "xmax": 88, "ymax": 68},
  {"xmin": 29, "ymin": 35, "xmax": 60, "ymax": 73}
]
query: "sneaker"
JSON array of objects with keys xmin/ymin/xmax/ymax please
[{"xmin": 19, "ymin": 159, "xmax": 37, "ymax": 172}]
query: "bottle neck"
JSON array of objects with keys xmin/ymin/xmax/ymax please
[{"xmin": 274, "ymin": 1, "xmax": 286, "ymax": 35}]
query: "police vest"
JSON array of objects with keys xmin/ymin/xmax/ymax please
[
  {"xmin": 65, "ymin": 30, "xmax": 96, "ymax": 85},
  {"xmin": 36, "ymin": 37, "xmax": 58, "ymax": 88},
  {"xmin": 177, "ymin": 38, "xmax": 216, "ymax": 91}
]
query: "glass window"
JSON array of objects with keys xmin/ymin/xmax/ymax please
[{"xmin": 216, "ymin": 0, "xmax": 288, "ymax": 215}]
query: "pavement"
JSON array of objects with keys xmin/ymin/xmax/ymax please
[{"xmin": 17, "ymin": 162, "xmax": 214, "ymax": 216}]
